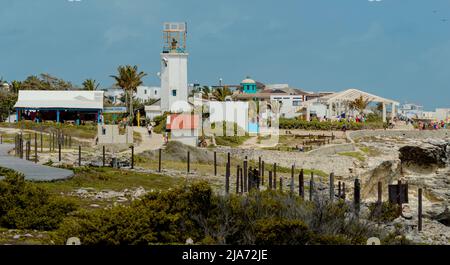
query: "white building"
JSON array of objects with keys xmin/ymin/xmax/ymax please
[
  {"xmin": 136, "ymin": 86, "xmax": 160, "ymax": 102},
  {"xmin": 436, "ymin": 108, "xmax": 450, "ymax": 122},
  {"xmin": 160, "ymin": 22, "xmax": 189, "ymax": 113},
  {"xmin": 270, "ymin": 94, "xmax": 304, "ymax": 119},
  {"xmin": 399, "ymin": 103, "xmax": 424, "ymax": 119},
  {"xmin": 103, "ymin": 88, "xmax": 124, "ymax": 105},
  {"xmin": 144, "ymin": 105, "xmax": 163, "ymax": 121}
]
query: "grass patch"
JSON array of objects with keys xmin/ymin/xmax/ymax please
[
  {"xmin": 338, "ymin": 151, "xmax": 366, "ymax": 162},
  {"xmin": 36, "ymin": 167, "xmax": 183, "ymax": 194},
  {"xmin": 0, "ymin": 121, "xmax": 97, "ymax": 139},
  {"xmin": 359, "ymin": 146, "xmax": 382, "ymax": 157},
  {"xmin": 215, "ymin": 135, "xmax": 250, "ymax": 147}
]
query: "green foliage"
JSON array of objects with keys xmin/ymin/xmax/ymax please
[
  {"xmin": 279, "ymin": 118, "xmax": 384, "ymax": 130},
  {"xmin": 254, "ymin": 218, "xmax": 312, "ymax": 245},
  {"xmin": 0, "ymin": 120, "xmax": 97, "ymax": 139},
  {"xmin": 0, "ymin": 92, "xmax": 18, "ymax": 122},
  {"xmin": 368, "ymin": 202, "xmax": 401, "ymax": 223},
  {"xmin": 211, "ymin": 87, "xmax": 232, "ymax": 101},
  {"xmin": 82, "ymin": 79, "xmax": 100, "ymax": 91},
  {"xmin": 19, "ymin": 73, "xmax": 73, "ymax": 90},
  {"xmin": 0, "ymin": 168, "xmax": 77, "ymax": 230},
  {"xmin": 338, "ymin": 151, "xmax": 366, "ymax": 162},
  {"xmin": 365, "ymin": 113, "xmax": 382, "ymax": 123},
  {"xmin": 55, "ymin": 182, "xmax": 389, "ymax": 245},
  {"xmin": 152, "ymin": 112, "xmax": 169, "ymax": 134},
  {"xmin": 213, "ymin": 122, "xmax": 249, "ymax": 147}
]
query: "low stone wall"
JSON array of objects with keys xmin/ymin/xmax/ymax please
[
  {"xmin": 348, "ymin": 129, "xmax": 450, "ymax": 141},
  {"xmin": 307, "ymin": 143, "xmax": 355, "ymax": 156},
  {"xmin": 215, "ymin": 146, "xmax": 355, "ymax": 176}
]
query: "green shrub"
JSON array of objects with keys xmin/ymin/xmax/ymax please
[
  {"xmin": 254, "ymin": 218, "xmax": 312, "ymax": 245},
  {"xmin": 368, "ymin": 202, "xmax": 401, "ymax": 223},
  {"xmin": 279, "ymin": 118, "xmax": 385, "ymax": 131},
  {"xmin": 55, "ymin": 182, "xmax": 392, "ymax": 245},
  {"xmin": 0, "ymin": 168, "xmax": 77, "ymax": 230}
]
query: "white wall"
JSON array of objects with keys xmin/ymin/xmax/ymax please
[
  {"xmin": 309, "ymin": 102, "xmax": 328, "ymax": 119},
  {"xmin": 270, "ymin": 95, "xmax": 303, "ymax": 118},
  {"xmin": 209, "ymin": 101, "xmax": 249, "ymax": 133},
  {"xmin": 160, "ymin": 53, "xmax": 189, "ymax": 112},
  {"xmin": 136, "ymin": 86, "xmax": 160, "ymax": 102},
  {"xmin": 171, "ymin": 129, "xmax": 198, "ymax": 147},
  {"xmin": 97, "ymin": 125, "xmax": 133, "ymax": 145}
]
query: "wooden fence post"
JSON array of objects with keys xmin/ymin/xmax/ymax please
[
  {"xmin": 34, "ymin": 133, "xmax": 38, "ymax": 163},
  {"xmin": 225, "ymin": 160, "xmax": 230, "ymax": 195},
  {"xmin": 261, "ymin": 161, "xmax": 265, "ymax": 185},
  {"xmin": 418, "ymin": 188, "xmax": 423, "ymax": 232},
  {"xmin": 299, "ymin": 169, "xmax": 304, "ymax": 199},
  {"xmin": 58, "ymin": 143, "xmax": 61, "ymax": 162},
  {"xmin": 329, "ymin": 173, "xmax": 335, "ymax": 201},
  {"xmin": 131, "ymin": 145, "xmax": 134, "ymax": 169},
  {"xmin": 354, "ymin": 178, "xmax": 361, "ymax": 215},
  {"xmin": 243, "ymin": 159, "xmax": 248, "ymax": 193},
  {"xmin": 309, "ymin": 172, "xmax": 314, "ymax": 201},
  {"xmin": 236, "ymin": 165, "xmax": 240, "ymax": 194},
  {"xmin": 103, "ymin": 146, "xmax": 106, "ymax": 167},
  {"xmin": 158, "ymin": 148, "xmax": 162, "ymax": 172},
  {"xmin": 377, "ymin": 181, "xmax": 382, "ymax": 204},
  {"xmin": 40, "ymin": 131, "xmax": 43, "ymax": 152},
  {"xmin": 342, "ymin": 182, "xmax": 346, "ymax": 199},
  {"xmin": 273, "ymin": 163, "xmax": 277, "ymax": 190},
  {"xmin": 187, "ymin": 151, "xmax": 190, "ymax": 173},
  {"xmin": 78, "ymin": 145, "xmax": 81, "ymax": 166},
  {"xmin": 268, "ymin": 171, "xmax": 273, "ymax": 190},
  {"xmin": 214, "ymin": 151, "xmax": 217, "ymax": 176},
  {"xmin": 279, "ymin": 177, "xmax": 283, "ymax": 192}
]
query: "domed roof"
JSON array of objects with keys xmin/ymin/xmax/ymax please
[{"xmin": 241, "ymin": 78, "xmax": 255, "ymax": 84}]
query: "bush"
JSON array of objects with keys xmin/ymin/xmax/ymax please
[
  {"xmin": 0, "ymin": 168, "xmax": 77, "ymax": 230},
  {"xmin": 368, "ymin": 202, "xmax": 401, "ymax": 223},
  {"xmin": 254, "ymin": 218, "xmax": 312, "ymax": 245},
  {"xmin": 279, "ymin": 118, "xmax": 385, "ymax": 131},
  {"xmin": 55, "ymin": 182, "xmax": 392, "ymax": 245}
]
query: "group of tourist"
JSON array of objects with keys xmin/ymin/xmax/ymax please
[{"xmin": 418, "ymin": 120, "xmax": 448, "ymax": 130}]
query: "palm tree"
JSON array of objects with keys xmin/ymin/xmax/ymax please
[
  {"xmin": 348, "ymin": 96, "xmax": 370, "ymax": 116},
  {"xmin": 11, "ymin": 81, "xmax": 21, "ymax": 93},
  {"xmin": 211, "ymin": 86, "xmax": 232, "ymax": 101},
  {"xmin": 110, "ymin": 65, "xmax": 147, "ymax": 125},
  {"xmin": 201, "ymin": 86, "xmax": 211, "ymax": 100},
  {"xmin": 82, "ymin": 79, "xmax": 100, "ymax": 91}
]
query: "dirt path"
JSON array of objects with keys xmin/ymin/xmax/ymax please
[{"xmin": 132, "ymin": 127, "xmax": 164, "ymax": 154}]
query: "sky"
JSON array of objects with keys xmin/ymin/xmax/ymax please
[{"xmin": 1, "ymin": 0, "xmax": 450, "ymax": 110}]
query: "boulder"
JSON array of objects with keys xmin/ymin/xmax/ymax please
[
  {"xmin": 433, "ymin": 208, "xmax": 450, "ymax": 227},
  {"xmin": 399, "ymin": 144, "xmax": 447, "ymax": 167}
]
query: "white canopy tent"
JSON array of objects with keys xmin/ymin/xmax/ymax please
[
  {"xmin": 14, "ymin": 90, "xmax": 104, "ymax": 123},
  {"xmin": 304, "ymin": 88, "xmax": 399, "ymax": 122}
]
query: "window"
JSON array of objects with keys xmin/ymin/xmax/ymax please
[
  {"xmin": 155, "ymin": 90, "xmax": 157, "ymax": 95},
  {"xmin": 172, "ymin": 89, "xmax": 177, "ymax": 96},
  {"xmin": 144, "ymin": 89, "xmax": 147, "ymax": 94},
  {"xmin": 293, "ymin": 100, "xmax": 301, "ymax": 106}
]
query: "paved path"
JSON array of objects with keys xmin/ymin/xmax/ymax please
[
  {"xmin": 0, "ymin": 144, "xmax": 73, "ymax": 181},
  {"xmin": 132, "ymin": 127, "xmax": 164, "ymax": 154}
]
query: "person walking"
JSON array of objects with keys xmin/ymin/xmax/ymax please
[{"xmin": 147, "ymin": 124, "xmax": 153, "ymax": 136}]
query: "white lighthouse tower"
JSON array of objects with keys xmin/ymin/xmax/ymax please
[{"xmin": 160, "ymin": 22, "xmax": 189, "ymax": 113}]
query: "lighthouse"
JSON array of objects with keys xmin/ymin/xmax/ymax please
[{"xmin": 160, "ymin": 22, "xmax": 189, "ymax": 113}]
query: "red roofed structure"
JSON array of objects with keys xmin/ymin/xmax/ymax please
[
  {"xmin": 166, "ymin": 114, "xmax": 200, "ymax": 147},
  {"xmin": 166, "ymin": 114, "xmax": 200, "ymax": 130}
]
